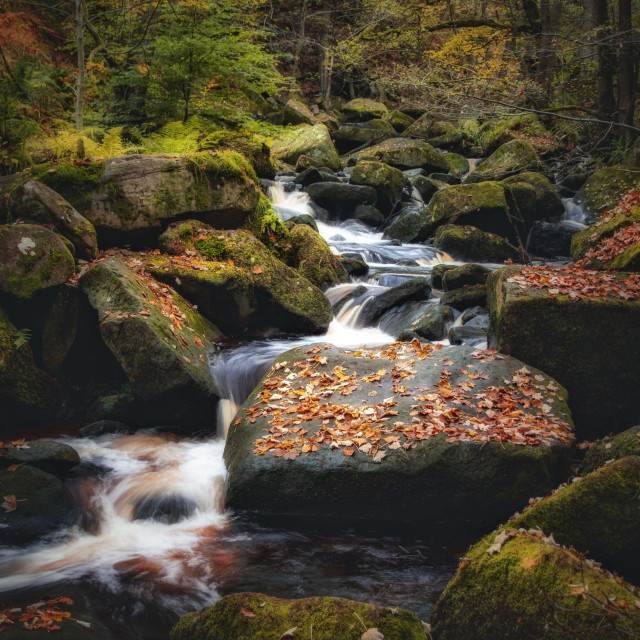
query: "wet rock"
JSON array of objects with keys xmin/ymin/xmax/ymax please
[
  {"xmin": 284, "ymin": 214, "xmax": 319, "ymax": 233},
  {"xmin": 338, "ymin": 258, "xmax": 368, "ymax": 278},
  {"xmin": 429, "ymin": 172, "xmax": 460, "ymax": 185},
  {"xmin": 289, "ymin": 225, "xmax": 349, "ymax": 290},
  {"xmin": 0, "ymin": 465, "xmax": 74, "ymax": 543},
  {"xmin": 466, "ymin": 139, "xmax": 542, "ymax": 184},
  {"xmin": 434, "ymin": 225, "xmax": 520, "ymax": 263},
  {"xmin": 79, "ymin": 419, "xmax": 133, "ymax": 437},
  {"xmin": 352, "ymin": 204, "xmax": 385, "ymax": 227},
  {"xmin": 558, "ymin": 171, "xmax": 589, "ymax": 194},
  {"xmin": 440, "ymin": 285, "xmax": 487, "ymax": 311},
  {"xmin": 225, "ymin": 343, "xmax": 573, "ymax": 534},
  {"xmin": 430, "ymin": 264, "xmax": 457, "ymax": 289},
  {"xmin": 349, "ymin": 160, "xmax": 405, "ymax": 214},
  {"xmin": 271, "ymin": 124, "xmax": 341, "ymax": 171},
  {"xmin": 527, "ymin": 220, "xmax": 583, "ymax": 258},
  {"xmin": 79, "ymin": 257, "xmax": 221, "ymax": 429},
  {"xmin": 342, "ymin": 98, "xmax": 389, "ymax": 121},
  {"xmin": 307, "ymin": 182, "xmax": 377, "ymax": 219},
  {"xmin": 333, "ymin": 121, "xmax": 395, "ymax": 154},
  {"xmin": 412, "ymin": 304, "xmax": 454, "ymax": 340},
  {"xmin": 575, "ymin": 165, "xmax": 640, "ymax": 221},
  {"xmin": 442, "ymin": 264, "xmax": 491, "ymax": 291},
  {"xmin": 352, "ymin": 137, "xmax": 450, "ymax": 173},
  {"xmin": 448, "ymin": 324, "xmax": 487, "ymax": 346},
  {"xmin": 430, "ymin": 529, "xmax": 640, "ymax": 640},
  {"xmin": 152, "ymin": 225, "xmax": 333, "ymax": 337},
  {"xmin": 293, "ymin": 167, "xmax": 339, "ymax": 187},
  {"xmin": 2, "ymin": 180, "xmax": 98, "ymax": 260},
  {"xmin": 133, "ymin": 493, "xmax": 197, "ymax": 524},
  {"xmin": 487, "ymin": 266, "xmax": 640, "ymax": 439},
  {"xmin": 502, "ymin": 171, "xmax": 564, "ymax": 223},
  {"xmin": 579, "ymin": 426, "xmax": 640, "ymax": 474},
  {"xmin": 1, "ymin": 441, "xmax": 80, "ymax": 479},
  {"xmin": 358, "ymin": 277, "xmax": 431, "ymax": 326},
  {"xmin": 411, "ymin": 175, "xmax": 439, "ymax": 203},
  {"xmin": 282, "ymin": 98, "xmax": 315, "ymax": 126},
  {"xmin": 0, "ymin": 224, "xmax": 75, "ymax": 301},
  {"xmin": 171, "ymin": 593, "xmax": 426, "ymax": 640},
  {"xmin": 511, "ymin": 456, "xmax": 640, "ymax": 582}
]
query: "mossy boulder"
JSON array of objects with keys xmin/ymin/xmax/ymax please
[
  {"xmin": 342, "ymin": 98, "xmax": 389, "ymax": 122},
  {"xmin": 385, "ymin": 109, "xmax": 416, "ymax": 133},
  {"xmin": 271, "ymin": 124, "xmax": 341, "ymax": 171},
  {"xmin": 466, "ymin": 139, "xmax": 541, "ymax": 184},
  {"xmin": 35, "ymin": 154, "xmax": 261, "ymax": 243},
  {"xmin": 426, "ymin": 182, "xmax": 514, "ymax": 241},
  {"xmin": 440, "ymin": 285, "xmax": 487, "ymax": 311},
  {"xmin": 225, "ymin": 342, "xmax": 573, "ymax": 534},
  {"xmin": 411, "ymin": 304, "xmax": 454, "ymax": 340},
  {"xmin": 444, "ymin": 152, "xmax": 470, "ymax": 178},
  {"xmin": 349, "ymin": 160, "xmax": 406, "ymax": 214},
  {"xmin": 487, "ymin": 266, "xmax": 640, "ymax": 439},
  {"xmin": 282, "ymin": 98, "xmax": 315, "ymax": 126},
  {"xmin": 383, "ymin": 211, "xmax": 431, "ymax": 243},
  {"xmin": 502, "ymin": 171, "xmax": 564, "ymax": 223},
  {"xmin": 153, "ymin": 224, "xmax": 333, "ymax": 337},
  {"xmin": 306, "ymin": 182, "xmax": 377, "ymax": 220},
  {"xmin": 442, "ymin": 264, "xmax": 491, "ymax": 291},
  {"xmin": 333, "ymin": 121, "xmax": 396, "ymax": 154},
  {"xmin": 353, "ymin": 138, "xmax": 450, "ymax": 173},
  {"xmin": 411, "ymin": 175, "xmax": 439, "ymax": 203},
  {"xmin": 430, "ymin": 529, "xmax": 640, "ymax": 640},
  {"xmin": 430, "ymin": 264, "xmax": 456, "ymax": 289},
  {"xmin": 575, "ymin": 166, "xmax": 640, "ymax": 221},
  {"xmin": 475, "ymin": 114, "xmax": 547, "ymax": 155},
  {"xmin": 403, "ymin": 113, "xmax": 435, "ymax": 138},
  {"xmin": 289, "ymin": 224, "xmax": 349, "ymax": 291},
  {"xmin": 0, "ymin": 440, "xmax": 79, "ymax": 479},
  {"xmin": 0, "ymin": 307, "xmax": 62, "ymax": 428},
  {"xmin": 79, "ymin": 257, "xmax": 221, "ymax": 429},
  {"xmin": 0, "ymin": 224, "xmax": 75, "ymax": 301},
  {"xmin": 434, "ymin": 225, "xmax": 520, "ymax": 263},
  {"xmin": 2, "ymin": 180, "xmax": 98, "ymax": 260},
  {"xmin": 0, "ymin": 465, "xmax": 73, "ymax": 543},
  {"xmin": 508, "ymin": 456, "xmax": 640, "ymax": 581},
  {"xmin": 571, "ymin": 202, "xmax": 640, "ymax": 268},
  {"xmin": 580, "ymin": 426, "xmax": 640, "ymax": 474},
  {"xmin": 170, "ymin": 593, "xmax": 427, "ymax": 640}
]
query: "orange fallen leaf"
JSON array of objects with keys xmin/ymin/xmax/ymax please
[
  {"xmin": 241, "ymin": 608, "xmax": 256, "ymax": 618},
  {"xmin": 520, "ymin": 557, "xmax": 540, "ymax": 570},
  {"xmin": 252, "ymin": 265, "xmax": 263, "ymax": 275}
]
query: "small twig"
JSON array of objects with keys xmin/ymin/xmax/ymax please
[{"xmin": 353, "ymin": 612, "xmax": 368, "ymax": 631}]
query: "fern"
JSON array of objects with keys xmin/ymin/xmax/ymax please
[
  {"xmin": 96, "ymin": 127, "xmax": 126, "ymax": 158},
  {"xmin": 13, "ymin": 328, "xmax": 31, "ymax": 350}
]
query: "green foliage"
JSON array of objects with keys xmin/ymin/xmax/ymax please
[
  {"xmin": 193, "ymin": 237, "xmax": 230, "ymax": 262},
  {"xmin": 13, "ymin": 328, "xmax": 32, "ymax": 350}
]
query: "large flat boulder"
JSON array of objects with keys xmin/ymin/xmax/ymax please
[
  {"xmin": 79, "ymin": 256, "xmax": 221, "ymax": 428},
  {"xmin": 333, "ymin": 121, "xmax": 396, "ymax": 154},
  {"xmin": 306, "ymin": 182, "xmax": 377, "ymax": 219},
  {"xmin": 0, "ymin": 224, "xmax": 75, "ymax": 301},
  {"xmin": 352, "ymin": 137, "xmax": 450, "ymax": 173},
  {"xmin": 342, "ymin": 98, "xmax": 389, "ymax": 121},
  {"xmin": 151, "ymin": 224, "xmax": 333, "ymax": 337},
  {"xmin": 2, "ymin": 180, "xmax": 98, "ymax": 260},
  {"xmin": 487, "ymin": 265, "xmax": 640, "ymax": 439},
  {"xmin": 171, "ymin": 593, "xmax": 427, "ymax": 640},
  {"xmin": 35, "ymin": 153, "xmax": 261, "ymax": 243},
  {"xmin": 430, "ymin": 528, "xmax": 640, "ymax": 640},
  {"xmin": 225, "ymin": 341, "xmax": 574, "ymax": 535},
  {"xmin": 270, "ymin": 124, "xmax": 341, "ymax": 171}
]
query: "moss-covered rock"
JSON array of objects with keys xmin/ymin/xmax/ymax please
[
  {"xmin": 575, "ymin": 166, "xmax": 640, "ymax": 221},
  {"xmin": 402, "ymin": 113, "xmax": 434, "ymax": 138},
  {"xmin": 0, "ymin": 224, "xmax": 75, "ymax": 301},
  {"xmin": 384, "ymin": 109, "xmax": 416, "ymax": 133},
  {"xmin": 289, "ymin": 224, "xmax": 349, "ymax": 290},
  {"xmin": 349, "ymin": 160, "xmax": 406, "ymax": 214},
  {"xmin": 342, "ymin": 98, "xmax": 389, "ymax": 122},
  {"xmin": 430, "ymin": 264, "xmax": 457, "ymax": 289},
  {"xmin": 225, "ymin": 343, "xmax": 573, "ymax": 534},
  {"xmin": 426, "ymin": 182, "xmax": 514, "ymax": 240},
  {"xmin": 442, "ymin": 264, "xmax": 491, "ymax": 291},
  {"xmin": 0, "ymin": 307, "xmax": 62, "ymax": 428},
  {"xmin": 411, "ymin": 175, "xmax": 439, "ymax": 203},
  {"xmin": 430, "ymin": 529, "xmax": 640, "ymax": 640},
  {"xmin": 79, "ymin": 257, "xmax": 221, "ymax": 429},
  {"xmin": 580, "ymin": 426, "xmax": 640, "ymax": 474},
  {"xmin": 434, "ymin": 224, "xmax": 519, "ymax": 263},
  {"xmin": 487, "ymin": 266, "xmax": 640, "ymax": 439},
  {"xmin": 282, "ymin": 98, "xmax": 315, "ymax": 126},
  {"xmin": 170, "ymin": 593, "xmax": 427, "ymax": 640},
  {"xmin": 508, "ymin": 456, "xmax": 640, "ymax": 581},
  {"xmin": 411, "ymin": 304, "xmax": 454, "ymax": 340},
  {"xmin": 2, "ymin": 180, "xmax": 98, "ymax": 260},
  {"xmin": 352, "ymin": 138, "xmax": 450, "ymax": 173},
  {"xmin": 444, "ymin": 152, "xmax": 470, "ymax": 178},
  {"xmin": 0, "ymin": 465, "xmax": 73, "ymax": 543},
  {"xmin": 152, "ymin": 226, "xmax": 333, "ymax": 337},
  {"xmin": 502, "ymin": 171, "xmax": 564, "ymax": 223},
  {"xmin": 466, "ymin": 139, "xmax": 541, "ymax": 184},
  {"xmin": 474, "ymin": 114, "xmax": 547, "ymax": 155},
  {"xmin": 333, "ymin": 121, "xmax": 396, "ymax": 154},
  {"xmin": 383, "ymin": 211, "xmax": 431, "ymax": 243},
  {"xmin": 0, "ymin": 440, "xmax": 79, "ymax": 479},
  {"xmin": 440, "ymin": 285, "xmax": 487, "ymax": 311},
  {"xmin": 270, "ymin": 124, "xmax": 341, "ymax": 171}
]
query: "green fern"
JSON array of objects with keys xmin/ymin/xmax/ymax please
[{"xmin": 13, "ymin": 328, "xmax": 32, "ymax": 350}]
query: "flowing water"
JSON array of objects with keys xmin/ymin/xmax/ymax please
[{"xmin": 0, "ymin": 174, "xmax": 580, "ymax": 637}]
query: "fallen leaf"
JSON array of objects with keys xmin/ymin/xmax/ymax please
[
  {"xmin": 280, "ymin": 626, "xmax": 297, "ymax": 639},
  {"xmin": 361, "ymin": 629, "xmax": 384, "ymax": 640},
  {"xmin": 520, "ymin": 557, "xmax": 540, "ymax": 570},
  {"xmin": 252, "ymin": 265, "xmax": 263, "ymax": 275},
  {"xmin": 2, "ymin": 495, "xmax": 17, "ymax": 512},
  {"xmin": 487, "ymin": 529, "xmax": 516, "ymax": 555},
  {"xmin": 6, "ymin": 464, "xmax": 22, "ymax": 472},
  {"xmin": 241, "ymin": 608, "xmax": 256, "ymax": 618}
]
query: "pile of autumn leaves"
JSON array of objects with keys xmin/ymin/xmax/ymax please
[
  {"xmin": 245, "ymin": 341, "xmax": 573, "ymax": 462},
  {"xmin": 0, "ymin": 597, "xmax": 90, "ymax": 633}
]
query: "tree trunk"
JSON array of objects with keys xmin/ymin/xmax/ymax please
[
  {"xmin": 318, "ymin": 0, "xmax": 332, "ymax": 104},
  {"xmin": 75, "ymin": 0, "xmax": 84, "ymax": 133},
  {"xmin": 292, "ymin": 0, "xmax": 309, "ymax": 80},
  {"xmin": 536, "ymin": 0, "xmax": 557, "ymax": 105},
  {"xmin": 617, "ymin": 0, "xmax": 635, "ymax": 139},
  {"xmin": 595, "ymin": 0, "xmax": 615, "ymax": 121}
]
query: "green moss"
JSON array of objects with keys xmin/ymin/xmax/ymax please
[
  {"xmin": 243, "ymin": 192, "xmax": 292, "ymax": 263},
  {"xmin": 580, "ymin": 427, "xmax": 640, "ymax": 474},
  {"xmin": 32, "ymin": 160, "xmax": 105, "ymax": 213},
  {"xmin": 434, "ymin": 224, "xmax": 519, "ymax": 263},
  {"xmin": 171, "ymin": 593, "xmax": 426, "ymax": 640},
  {"xmin": 107, "ymin": 181, "xmax": 135, "ymax": 220},
  {"xmin": 193, "ymin": 236, "xmax": 229, "ymax": 261},
  {"xmin": 186, "ymin": 149, "xmax": 259, "ymax": 185}
]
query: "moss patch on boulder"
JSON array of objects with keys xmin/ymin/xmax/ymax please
[
  {"xmin": 352, "ymin": 138, "xmax": 450, "ymax": 173},
  {"xmin": 270, "ymin": 124, "xmax": 341, "ymax": 171},
  {"xmin": 575, "ymin": 166, "xmax": 640, "ymax": 221},
  {"xmin": 349, "ymin": 160, "xmax": 405, "ymax": 213},
  {"xmin": 434, "ymin": 224, "xmax": 519, "ymax": 263},
  {"xmin": 342, "ymin": 98, "xmax": 389, "ymax": 122},
  {"xmin": 466, "ymin": 139, "xmax": 541, "ymax": 184},
  {"xmin": 580, "ymin": 426, "xmax": 640, "ymax": 474}
]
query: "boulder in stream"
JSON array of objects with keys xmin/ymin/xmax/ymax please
[
  {"xmin": 487, "ymin": 265, "xmax": 640, "ymax": 439},
  {"xmin": 0, "ymin": 440, "xmax": 79, "ymax": 479},
  {"xmin": 306, "ymin": 182, "xmax": 377, "ymax": 219},
  {"xmin": 270, "ymin": 124, "xmax": 341, "ymax": 171},
  {"xmin": 465, "ymin": 139, "xmax": 542, "ymax": 184},
  {"xmin": 332, "ymin": 121, "xmax": 396, "ymax": 154},
  {"xmin": 349, "ymin": 160, "xmax": 405, "ymax": 214},
  {"xmin": 351, "ymin": 137, "xmax": 450, "ymax": 173},
  {"xmin": 358, "ymin": 277, "xmax": 431, "ymax": 326},
  {"xmin": 225, "ymin": 342, "xmax": 574, "ymax": 535},
  {"xmin": 171, "ymin": 592, "xmax": 427, "ymax": 640},
  {"xmin": 574, "ymin": 165, "xmax": 640, "ymax": 221},
  {"xmin": 434, "ymin": 224, "xmax": 520, "ymax": 263}
]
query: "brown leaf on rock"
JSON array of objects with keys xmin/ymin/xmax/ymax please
[
  {"xmin": 520, "ymin": 557, "xmax": 540, "ymax": 570},
  {"xmin": 241, "ymin": 608, "xmax": 256, "ymax": 618},
  {"xmin": 280, "ymin": 626, "xmax": 298, "ymax": 639},
  {"xmin": 361, "ymin": 629, "xmax": 384, "ymax": 640}
]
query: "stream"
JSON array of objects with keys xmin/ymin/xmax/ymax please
[{"xmin": 0, "ymin": 173, "xmax": 587, "ymax": 638}]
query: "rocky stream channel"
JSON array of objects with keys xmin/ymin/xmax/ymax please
[{"xmin": 1, "ymin": 107, "xmax": 640, "ymax": 639}]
